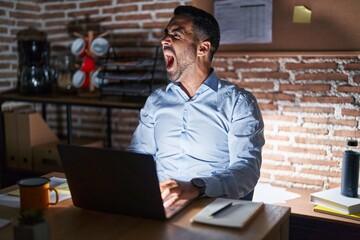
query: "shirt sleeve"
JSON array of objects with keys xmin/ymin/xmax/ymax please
[
  {"xmin": 127, "ymin": 95, "xmax": 157, "ymax": 155},
  {"xmin": 201, "ymin": 93, "xmax": 265, "ymax": 199}
]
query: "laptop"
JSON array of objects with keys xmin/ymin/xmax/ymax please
[{"xmin": 57, "ymin": 144, "xmax": 190, "ymax": 220}]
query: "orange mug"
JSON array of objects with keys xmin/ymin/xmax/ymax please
[{"xmin": 18, "ymin": 177, "xmax": 59, "ymax": 210}]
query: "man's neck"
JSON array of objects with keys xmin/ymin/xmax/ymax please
[{"xmin": 178, "ymin": 66, "xmax": 211, "ymax": 98}]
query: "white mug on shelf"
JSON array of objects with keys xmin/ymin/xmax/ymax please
[
  {"xmin": 91, "ymin": 70, "xmax": 109, "ymax": 88},
  {"xmin": 90, "ymin": 37, "xmax": 109, "ymax": 57},
  {"xmin": 72, "ymin": 70, "xmax": 89, "ymax": 89},
  {"xmin": 71, "ymin": 37, "xmax": 87, "ymax": 56}
]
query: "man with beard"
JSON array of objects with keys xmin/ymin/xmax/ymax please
[{"xmin": 128, "ymin": 6, "xmax": 264, "ymax": 207}]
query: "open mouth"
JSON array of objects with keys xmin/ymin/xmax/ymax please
[
  {"xmin": 163, "ymin": 48, "xmax": 176, "ymax": 71},
  {"xmin": 166, "ymin": 55, "xmax": 174, "ymax": 70}
]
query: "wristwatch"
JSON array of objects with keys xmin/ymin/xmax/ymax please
[{"xmin": 191, "ymin": 178, "xmax": 206, "ymax": 197}]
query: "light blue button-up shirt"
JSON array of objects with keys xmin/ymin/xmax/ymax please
[{"xmin": 128, "ymin": 70, "xmax": 265, "ymax": 199}]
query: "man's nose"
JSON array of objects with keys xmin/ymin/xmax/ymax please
[{"xmin": 161, "ymin": 34, "xmax": 171, "ymax": 46}]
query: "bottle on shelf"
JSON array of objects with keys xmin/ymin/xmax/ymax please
[{"xmin": 340, "ymin": 139, "xmax": 360, "ymax": 198}]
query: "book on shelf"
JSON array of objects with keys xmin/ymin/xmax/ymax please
[
  {"xmin": 190, "ymin": 198, "xmax": 264, "ymax": 229},
  {"xmin": 313, "ymin": 205, "xmax": 360, "ymax": 221},
  {"xmin": 310, "ymin": 187, "xmax": 360, "ymax": 214}
]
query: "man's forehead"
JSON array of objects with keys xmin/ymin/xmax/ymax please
[{"xmin": 166, "ymin": 15, "xmax": 193, "ymax": 31}]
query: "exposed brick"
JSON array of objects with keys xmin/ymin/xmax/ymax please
[
  {"xmin": 263, "ymin": 143, "xmax": 274, "ymax": 151},
  {"xmin": 337, "ymin": 85, "xmax": 360, "ymax": 93},
  {"xmin": 0, "ymin": 63, "xmax": 11, "ymax": 69},
  {"xmin": 344, "ymin": 63, "xmax": 360, "ymax": 70},
  {"xmin": 143, "ymin": 21, "xmax": 167, "ymax": 29},
  {"xmin": 263, "ymin": 114, "xmax": 298, "ymax": 122},
  {"xmin": 295, "ymin": 137, "xmax": 345, "ymax": 147},
  {"xmin": 44, "ymin": 3, "xmax": 77, "ymax": 11},
  {"xmin": 212, "ymin": 61, "xmax": 228, "ymax": 69},
  {"xmin": 16, "ymin": 2, "xmax": 41, "ymax": 12},
  {"xmin": 302, "ymin": 56, "xmax": 358, "ymax": 60},
  {"xmin": 303, "ymin": 117, "xmax": 358, "ymax": 127},
  {"xmin": 105, "ymin": 22, "xmax": 140, "ymax": 30},
  {"xmin": 275, "ymin": 175, "xmax": 324, "ymax": 187},
  {"xmin": 117, "ymin": 0, "xmax": 150, "ymax": 3},
  {"xmin": 279, "ymin": 126, "xmax": 329, "ymax": 135},
  {"xmin": 265, "ymin": 134, "xmax": 290, "ymax": 141},
  {"xmin": 142, "ymin": 2, "xmax": 180, "ymax": 11},
  {"xmin": 0, "ymin": 72, "xmax": 16, "ymax": 78},
  {"xmin": 242, "ymin": 72, "xmax": 290, "ymax": 80},
  {"xmin": 0, "ymin": 45, "xmax": 9, "ymax": 52},
  {"xmin": 0, "ymin": 81, "xmax": 11, "ymax": 87},
  {"xmin": 342, "ymin": 108, "xmax": 360, "ymax": 117},
  {"xmin": 278, "ymin": 145, "xmax": 327, "ymax": 156},
  {"xmin": 10, "ymin": 11, "xmax": 39, "ymax": 19},
  {"xmin": 301, "ymin": 96, "xmax": 354, "ymax": 104},
  {"xmin": 111, "ymin": 32, "xmax": 148, "ymax": 39},
  {"xmin": 68, "ymin": 9, "xmax": 99, "ymax": 18},
  {"xmin": 334, "ymin": 130, "xmax": 360, "ymax": 138},
  {"xmin": 279, "ymin": 84, "xmax": 330, "ymax": 92},
  {"xmin": 300, "ymin": 169, "xmax": 340, "ymax": 178},
  {"xmin": 0, "ymin": 1, "xmax": 14, "ymax": 8},
  {"xmin": 283, "ymin": 106, "xmax": 333, "ymax": 114},
  {"xmin": 80, "ymin": 0, "xmax": 112, "ymax": 8},
  {"xmin": 156, "ymin": 12, "xmax": 173, "ymax": 19},
  {"xmin": 18, "ymin": 20, "xmax": 41, "ymax": 28},
  {"xmin": 259, "ymin": 103, "xmax": 277, "ymax": 111},
  {"xmin": 0, "ymin": 27, "xmax": 6, "ymax": 34},
  {"xmin": 354, "ymin": 75, "xmax": 360, "ymax": 83},
  {"xmin": 41, "ymin": 12, "xmax": 66, "ymax": 19},
  {"xmin": 262, "ymin": 163, "xmax": 295, "ymax": 171},
  {"xmin": 295, "ymin": 73, "xmax": 348, "ymax": 81},
  {"xmin": 289, "ymin": 157, "xmax": 339, "ymax": 167},
  {"xmin": 0, "ymin": 17, "xmax": 15, "ymax": 25},
  {"xmin": 216, "ymin": 71, "xmax": 237, "ymax": 79},
  {"xmin": 104, "ymin": 5, "xmax": 138, "ymax": 14},
  {"xmin": 233, "ymin": 61, "xmax": 279, "ymax": 70},
  {"xmin": 329, "ymin": 182, "xmax": 341, "ymax": 188},
  {"xmin": 285, "ymin": 62, "xmax": 338, "ymax": 70},
  {"xmin": 263, "ymin": 153, "xmax": 285, "ymax": 161},
  {"xmin": 234, "ymin": 81, "xmax": 274, "ymax": 90},
  {"xmin": 115, "ymin": 13, "xmax": 151, "ymax": 21},
  {"xmin": 259, "ymin": 172, "xmax": 270, "ymax": 179},
  {"xmin": 253, "ymin": 92, "xmax": 296, "ymax": 102}
]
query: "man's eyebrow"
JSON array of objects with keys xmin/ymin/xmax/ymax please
[{"xmin": 164, "ymin": 26, "xmax": 184, "ymax": 34}]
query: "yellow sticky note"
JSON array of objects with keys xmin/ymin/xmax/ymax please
[{"xmin": 293, "ymin": 5, "xmax": 312, "ymax": 23}]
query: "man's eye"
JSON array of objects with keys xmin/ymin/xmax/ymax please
[{"xmin": 172, "ymin": 33, "xmax": 181, "ymax": 39}]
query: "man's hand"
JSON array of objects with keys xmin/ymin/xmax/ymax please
[{"xmin": 160, "ymin": 179, "xmax": 200, "ymax": 208}]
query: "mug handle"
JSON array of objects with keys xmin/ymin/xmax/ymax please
[{"xmin": 49, "ymin": 187, "xmax": 59, "ymax": 205}]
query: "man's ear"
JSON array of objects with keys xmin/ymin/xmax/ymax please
[{"xmin": 197, "ymin": 40, "xmax": 211, "ymax": 57}]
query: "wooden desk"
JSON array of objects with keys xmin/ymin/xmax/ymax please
[
  {"xmin": 0, "ymin": 173, "xmax": 290, "ymax": 240},
  {"xmin": 277, "ymin": 188, "xmax": 360, "ymax": 240}
]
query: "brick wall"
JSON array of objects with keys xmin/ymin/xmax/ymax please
[{"xmin": 0, "ymin": 0, "xmax": 359, "ymax": 191}]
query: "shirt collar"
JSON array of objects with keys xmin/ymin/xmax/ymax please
[{"xmin": 165, "ymin": 68, "xmax": 219, "ymax": 92}]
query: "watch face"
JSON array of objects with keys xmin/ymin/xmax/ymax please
[{"xmin": 192, "ymin": 178, "xmax": 206, "ymax": 188}]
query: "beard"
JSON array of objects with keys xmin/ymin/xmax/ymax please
[{"xmin": 164, "ymin": 43, "xmax": 197, "ymax": 82}]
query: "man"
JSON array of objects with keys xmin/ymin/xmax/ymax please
[{"xmin": 128, "ymin": 6, "xmax": 264, "ymax": 207}]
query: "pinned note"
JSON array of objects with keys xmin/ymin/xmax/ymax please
[{"xmin": 293, "ymin": 5, "xmax": 312, "ymax": 23}]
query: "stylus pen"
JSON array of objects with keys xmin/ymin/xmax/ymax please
[{"xmin": 209, "ymin": 202, "xmax": 233, "ymax": 217}]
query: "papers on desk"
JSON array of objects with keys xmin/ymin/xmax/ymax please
[
  {"xmin": 190, "ymin": 198, "xmax": 264, "ymax": 229},
  {"xmin": 0, "ymin": 177, "xmax": 71, "ymax": 208}
]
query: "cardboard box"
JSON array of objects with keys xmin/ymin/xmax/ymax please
[
  {"xmin": 4, "ymin": 110, "xmax": 59, "ymax": 171},
  {"xmin": 4, "ymin": 111, "xmax": 18, "ymax": 169},
  {"xmin": 16, "ymin": 111, "xmax": 59, "ymax": 171},
  {"xmin": 32, "ymin": 138, "xmax": 104, "ymax": 174}
]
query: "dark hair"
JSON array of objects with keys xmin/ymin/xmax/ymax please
[{"xmin": 174, "ymin": 5, "xmax": 220, "ymax": 61}]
